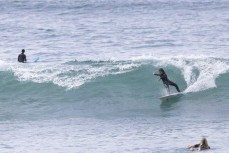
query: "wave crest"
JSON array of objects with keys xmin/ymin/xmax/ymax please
[{"xmin": 1, "ymin": 57, "xmax": 228, "ymax": 92}]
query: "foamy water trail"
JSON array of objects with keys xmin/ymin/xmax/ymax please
[
  {"xmin": 161, "ymin": 58, "xmax": 228, "ymax": 93},
  {"xmin": 7, "ymin": 61, "xmax": 140, "ymax": 89},
  {"xmin": 133, "ymin": 55, "xmax": 229, "ymax": 93}
]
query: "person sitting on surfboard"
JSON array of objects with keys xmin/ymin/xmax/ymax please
[
  {"xmin": 154, "ymin": 68, "xmax": 180, "ymax": 93},
  {"xmin": 18, "ymin": 49, "xmax": 27, "ymax": 63},
  {"xmin": 188, "ymin": 137, "xmax": 210, "ymax": 151}
]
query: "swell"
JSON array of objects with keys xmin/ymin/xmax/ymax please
[
  {"xmin": 0, "ymin": 57, "xmax": 228, "ymax": 120},
  {"xmin": 1, "ymin": 57, "xmax": 229, "ymax": 92},
  {"xmin": 2, "ymin": 0, "xmax": 228, "ymax": 13}
]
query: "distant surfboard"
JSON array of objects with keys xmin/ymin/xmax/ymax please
[
  {"xmin": 160, "ymin": 92, "xmax": 183, "ymax": 101},
  {"xmin": 33, "ymin": 57, "xmax": 39, "ymax": 62}
]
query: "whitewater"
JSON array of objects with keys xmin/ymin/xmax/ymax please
[{"xmin": 0, "ymin": 0, "xmax": 229, "ymax": 153}]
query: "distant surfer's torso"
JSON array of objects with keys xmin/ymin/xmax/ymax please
[{"xmin": 18, "ymin": 53, "xmax": 26, "ymax": 63}]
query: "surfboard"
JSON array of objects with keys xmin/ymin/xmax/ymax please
[
  {"xmin": 33, "ymin": 57, "xmax": 39, "ymax": 62},
  {"xmin": 160, "ymin": 92, "xmax": 183, "ymax": 101}
]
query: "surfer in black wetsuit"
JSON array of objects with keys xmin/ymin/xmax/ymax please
[
  {"xmin": 18, "ymin": 49, "xmax": 27, "ymax": 63},
  {"xmin": 154, "ymin": 68, "xmax": 180, "ymax": 93}
]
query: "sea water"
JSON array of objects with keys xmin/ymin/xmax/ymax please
[{"xmin": 0, "ymin": 0, "xmax": 228, "ymax": 152}]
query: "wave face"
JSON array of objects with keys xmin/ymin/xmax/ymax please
[{"xmin": 0, "ymin": 57, "xmax": 228, "ymax": 120}]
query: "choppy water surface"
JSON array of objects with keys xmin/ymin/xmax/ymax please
[{"xmin": 0, "ymin": 0, "xmax": 228, "ymax": 152}]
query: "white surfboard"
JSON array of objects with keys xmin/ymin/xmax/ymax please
[{"xmin": 160, "ymin": 92, "xmax": 183, "ymax": 101}]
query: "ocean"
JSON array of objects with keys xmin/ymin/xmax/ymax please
[{"xmin": 0, "ymin": 0, "xmax": 228, "ymax": 152}]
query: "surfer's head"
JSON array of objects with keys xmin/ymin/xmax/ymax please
[
  {"xmin": 21, "ymin": 49, "xmax": 25, "ymax": 53},
  {"xmin": 159, "ymin": 68, "xmax": 165, "ymax": 75},
  {"xmin": 200, "ymin": 138, "xmax": 209, "ymax": 147}
]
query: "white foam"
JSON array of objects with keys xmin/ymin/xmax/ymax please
[
  {"xmin": 8, "ymin": 61, "xmax": 140, "ymax": 89},
  {"xmin": 131, "ymin": 54, "xmax": 229, "ymax": 92},
  {"xmin": 154, "ymin": 57, "xmax": 229, "ymax": 93}
]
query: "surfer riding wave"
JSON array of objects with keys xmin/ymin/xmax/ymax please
[{"xmin": 154, "ymin": 68, "xmax": 181, "ymax": 93}]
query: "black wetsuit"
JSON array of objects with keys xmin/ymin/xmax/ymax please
[
  {"xmin": 18, "ymin": 53, "xmax": 26, "ymax": 63},
  {"xmin": 194, "ymin": 144, "xmax": 210, "ymax": 150},
  {"xmin": 155, "ymin": 73, "xmax": 180, "ymax": 92}
]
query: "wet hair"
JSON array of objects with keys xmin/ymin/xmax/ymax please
[
  {"xmin": 159, "ymin": 68, "xmax": 165, "ymax": 74},
  {"xmin": 200, "ymin": 138, "xmax": 209, "ymax": 148},
  {"xmin": 22, "ymin": 49, "xmax": 25, "ymax": 53}
]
